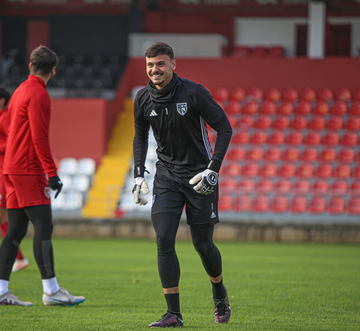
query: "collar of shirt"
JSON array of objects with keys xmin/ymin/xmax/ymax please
[{"xmin": 28, "ymin": 75, "xmax": 46, "ymax": 89}]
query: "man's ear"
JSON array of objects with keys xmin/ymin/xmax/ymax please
[
  {"xmin": 171, "ymin": 59, "xmax": 176, "ymax": 70},
  {"xmin": 0, "ymin": 98, "xmax": 5, "ymax": 108},
  {"xmin": 29, "ymin": 63, "xmax": 32, "ymax": 72}
]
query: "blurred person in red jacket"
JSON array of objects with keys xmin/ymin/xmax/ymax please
[
  {"xmin": 0, "ymin": 46, "xmax": 85, "ymax": 307},
  {"xmin": 0, "ymin": 85, "xmax": 29, "ymax": 273}
]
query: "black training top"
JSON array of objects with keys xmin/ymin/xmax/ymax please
[{"xmin": 133, "ymin": 73, "xmax": 233, "ymax": 183}]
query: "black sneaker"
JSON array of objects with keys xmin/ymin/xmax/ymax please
[
  {"xmin": 214, "ymin": 291, "xmax": 231, "ymax": 324},
  {"xmin": 149, "ymin": 312, "xmax": 183, "ymax": 328}
]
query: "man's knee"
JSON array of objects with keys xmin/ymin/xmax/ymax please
[{"xmin": 156, "ymin": 234, "xmax": 175, "ymax": 254}]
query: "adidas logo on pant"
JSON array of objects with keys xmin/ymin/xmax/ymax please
[{"xmin": 150, "ymin": 110, "xmax": 158, "ymax": 116}]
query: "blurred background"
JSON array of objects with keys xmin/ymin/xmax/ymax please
[{"xmin": 0, "ymin": 0, "xmax": 360, "ymax": 242}]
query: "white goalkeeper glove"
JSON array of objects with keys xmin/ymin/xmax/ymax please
[
  {"xmin": 132, "ymin": 177, "xmax": 150, "ymax": 205},
  {"xmin": 189, "ymin": 169, "xmax": 218, "ymax": 195}
]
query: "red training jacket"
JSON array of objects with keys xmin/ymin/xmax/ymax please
[
  {"xmin": 0, "ymin": 108, "xmax": 8, "ymax": 172},
  {"xmin": 3, "ymin": 75, "xmax": 57, "ymax": 177}
]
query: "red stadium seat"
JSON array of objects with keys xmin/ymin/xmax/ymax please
[
  {"xmin": 347, "ymin": 197, "xmax": 360, "ymax": 214},
  {"xmin": 269, "ymin": 130, "xmax": 285, "ymax": 145},
  {"xmin": 255, "ymin": 114, "xmax": 272, "ymax": 129},
  {"xmin": 293, "ymin": 179, "xmax": 310, "ymax": 194},
  {"xmin": 238, "ymin": 178, "xmax": 255, "ymax": 193},
  {"xmin": 336, "ymin": 87, "xmax": 351, "ymax": 102},
  {"xmin": 301, "ymin": 87, "xmax": 316, "ymax": 102},
  {"xmin": 320, "ymin": 148, "xmax": 336, "ymax": 163},
  {"xmin": 318, "ymin": 87, "xmax": 334, "ymax": 102},
  {"xmin": 331, "ymin": 180, "xmax": 348, "ymax": 195},
  {"xmin": 309, "ymin": 115, "xmax": 325, "ymax": 130},
  {"xmin": 255, "ymin": 178, "xmax": 273, "ymax": 193},
  {"xmin": 246, "ymin": 147, "xmax": 264, "ymax": 161},
  {"xmin": 219, "ymin": 178, "xmax": 237, "ymax": 193},
  {"xmin": 298, "ymin": 163, "xmax": 314, "ymax": 178},
  {"xmin": 238, "ymin": 114, "xmax": 254, "ymax": 129},
  {"xmin": 301, "ymin": 147, "xmax": 318, "ymax": 163},
  {"xmin": 312, "ymin": 180, "xmax": 329, "ymax": 194},
  {"xmin": 227, "ymin": 146, "xmax": 246, "ymax": 161},
  {"xmin": 232, "ymin": 130, "xmax": 249, "ymax": 144},
  {"xmin": 350, "ymin": 102, "xmax": 360, "ymax": 116},
  {"xmin": 242, "ymin": 162, "xmax": 259, "ymax": 177},
  {"xmin": 216, "ymin": 100, "xmax": 225, "ymax": 110},
  {"xmin": 234, "ymin": 194, "xmax": 251, "ymax": 212},
  {"xmin": 230, "ymin": 87, "xmax": 246, "ymax": 101},
  {"xmin": 271, "ymin": 195, "xmax": 288, "ymax": 213},
  {"xmin": 338, "ymin": 147, "xmax": 354, "ymax": 163},
  {"xmin": 279, "ymin": 162, "xmax": 296, "ymax": 177},
  {"xmin": 248, "ymin": 87, "xmax": 263, "ymax": 100},
  {"xmin": 332, "ymin": 100, "xmax": 347, "ymax": 116},
  {"xmin": 214, "ymin": 87, "xmax": 229, "ymax": 102},
  {"xmin": 309, "ymin": 195, "xmax": 326, "ymax": 214},
  {"xmin": 296, "ymin": 101, "xmax": 312, "ymax": 115},
  {"xmin": 283, "ymin": 147, "xmax": 300, "ymax": 162},
  {"xmin": 334, "ymin": 164, "xmax": 351, "ymax": 179},
  {"xmin": 208, "ymin": 129, "xmax": 216, "ymax": 145},
  {"xmin": 252, "ymin": 46, "xmax": 268, "ymax": 58},
  {"xmin": 327, "ymin": 115, "xmax": 343, "ymax": 131},
  {"xmin": 283, "ymin": 87, "xmax": 298, "ymax": 102},
  {"xmin": 314, "ymin": 101, "xmax": 329, "ymax": 116},
  {"xmin": 350, "ymin": 181, "xmax": 360, "ymax": 195},
  {"xmin": 218, "ymin": 195, "xmax": 232, "ymax": 212},
  {"xmin": 291, "ymin": 115, "xmax": 307, "ymax": 130},
  {"xmin": 316, "ymin": 163, "xmax": 332, "ymax": 179},
  {"xmin": 265, "ymin": 147, "xmax": 282, "ymax": 162},
  {"xmin": 268, "ymin": 45, "xmax": 284, "ymax": 57},
  {"xmin": 261, "ymin": 100, "xmax": 277, "ymax": 115},
  {"xmin": 251, "ymin": 130, "xmax": 267, "ymax": 144},
  {"xmin": 243, "ymin": 101, "xmax": 260, "ymax": 115},
  {"xmin": 354, "ymin": 88, "xmax": 360, "ymax": 102},
  {"xmin": 305, "ymin": 131, "xmax": 321, "ymax": 146},
  {"xmin": 275, "ymin": 179, "xmax": 292, "ymax": 193},
  {"xmin": 341, "ymin": 131, "xmax": 358, "ymax": 146},
  {"xmin": 227, "ymin": 115, "xmax": 238, "ymax": 128},
  {"xmin": 278, "ymin": 102, "xmax": 294, "ymax": 115},
  {"xmin": 222, "ymin": 162, "xmax": 242, "ymax": 176},
  {"xmin": 251, "ymin": 194, "xmax": 269, "ymax": 212},
  {"xmin": 265, "ymin": 87, "xmax": 281, "ymax": 102},
  {"xmin": 260, "ymin": 162, "xmax": 277, "ymax": 177},
  {"xmin": 290, "ymin": 195, "xmax": 307, "ymax": 213},
  {"xmin": 323, "ymin": 131, "xmax": 340, "ymax": 146},
  {"xmin": 354, "ymin": 165, "xmax": 360, "ymax": 179},
  {"xmin": 345, "ymin": 116, "xmax": 360, "ymax": 131},
  {"xmin": 273, "ymin": 115, "xmax": 290, "ymax": 130},
  {"xmin": 287, "ymin": 130, "xmax": 303, "ymax": 145},
  {"xmin": 226, "ymin": 100, "xmax": 241, "ymax": 115},
  {"xmin": 232, "ymin": 46, "xmax": 252, "ymax": 58},
  {"xmin": 327, "ymin": 196, "xmax": 345, "ymax": 214}
]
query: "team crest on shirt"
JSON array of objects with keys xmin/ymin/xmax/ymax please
[
  {"xmin": 176, "ymin": 103, "xmax": 187, "ymax": 116},
  {"xmin": 44, "ymin": 187, "xmax": 51, "ymax": 199}
]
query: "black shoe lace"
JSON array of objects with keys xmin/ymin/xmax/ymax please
[{"xmin": 215, "ymin": 300, "xmax": 226, "ymax": 316}]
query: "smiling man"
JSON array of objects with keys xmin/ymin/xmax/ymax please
[{"xmin": 132, "ymin": 42, "xmax": 233, "ymax": 328}]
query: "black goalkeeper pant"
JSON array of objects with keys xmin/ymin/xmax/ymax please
[{"xmin": 152, "ymin": 212, "xmax": 222, "ymax": 289}]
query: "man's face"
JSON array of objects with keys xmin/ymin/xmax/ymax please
[{"xmin": 146, "ymin": 54, "xmax": 176, "ymax": 90}]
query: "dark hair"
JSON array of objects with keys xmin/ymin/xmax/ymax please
[
  {"xmin": 0, "ymin": 85, "xmax": 11, "ymax": 107},
  {"xmin": 30, "ymin": 45, "xmax": 58, "ymax": 75},
  {"xmin": 145, "ymin": 42, "xmax": 174, "ymax": 60}
]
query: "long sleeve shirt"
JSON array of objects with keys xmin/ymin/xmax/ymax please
[{"xmin": 3, "ymin": 75, "xmax": 57, "ymax": 177}]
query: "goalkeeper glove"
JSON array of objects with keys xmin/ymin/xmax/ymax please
[
  {"xmin": 132, "ymin": 177, "xmax": 150, "ymax": 205},
  {"xmin": 48, "ymin": 175, "xmax": 63, "ymax": 199},
  {"xmin": 189, "ymin": 169, "xmax": 218, "ymax": 195}
]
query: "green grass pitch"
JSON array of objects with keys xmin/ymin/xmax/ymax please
[{"xmin": 0, "ymin": 238, "xmax": 359, "ymax": 330}]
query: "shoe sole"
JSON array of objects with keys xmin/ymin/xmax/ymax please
[{"xmin": 44, "ymin": 299, "xmax": 85, "ymax": 307}]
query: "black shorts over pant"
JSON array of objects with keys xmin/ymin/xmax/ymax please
[{"xmin": 151, "ymin": 174, "xmax": 219, "ymax": 227}]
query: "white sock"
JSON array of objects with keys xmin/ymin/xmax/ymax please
[
  {"xmin": 0, "ymin": 280, "xmax": 9, "ymax": 295},
  {"xmin": 42, "ymin": 277, "xmax": 60, "ymax": 295}
]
